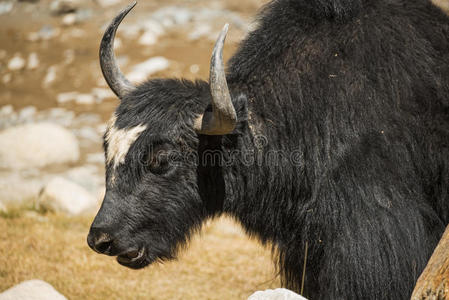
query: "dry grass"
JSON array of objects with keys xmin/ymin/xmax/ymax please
[{"xmin": 0, "ymin": 212, "xmax": 280, "ymax": 299}]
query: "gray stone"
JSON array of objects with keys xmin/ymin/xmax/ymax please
[
  {"xmin": 0, "ymin": 122, "xmax": 80, "ymax": 170},
  {"xmin": 96, "ymin": 0, "xmax": 121, "ymax": 7},
  {"xmin": 50, "ymin": 0, "xmax": 77, "ymax": 15},
  {"xmin": 126, "ymin": 57, "xmax": 170, "ymax": 83},
  {"xmin": 63, "ymin": 165, "xmax": 103, "ymax": 193},
  {"xmin": 248, "ymin": 289, "xmax": 308, "ymax": 300},
  {"xmin": 62, "ymin": 13, "xmax": 77, "ymax": 26},
  {"xmin": 0, "ymin": 172, "xmax": 46, "ymax": 207},
  {"xmin": 8, "ymin": 55, "xmax": 26, "ymax": 71},
  {"xmin": 27, "ymin": 52, "xmax": 40, "ymax": 70},
  {"xmin": 0, "ymin": 280, "xmax": 67, "ymax": 300},
  {"xmin": 42, "ymin": 66, "xmax": 57, "ymax": 87},
  {"xmin": 38, "ymin": 176, "xmax": 97, "ymax": 215}
]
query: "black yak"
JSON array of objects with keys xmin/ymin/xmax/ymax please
[{"xmin": 87, "ymin": 0, "xmax": 449, "ymax": 298}]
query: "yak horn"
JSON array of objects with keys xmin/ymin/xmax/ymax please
[
  {"xmin": 100, "ymin": 1, "xmax": 137, "ymax": 99},
  {"xmin": 194, "ymin": 24, "xmax": 237, "ymax": 135}
]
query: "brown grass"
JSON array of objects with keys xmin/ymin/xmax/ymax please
[{"xmin": 0, "ymin": 212, "xmax": 280, "ymax": 299}]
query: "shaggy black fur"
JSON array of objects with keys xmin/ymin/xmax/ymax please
[{"xmin": 88, "ymin": 0, "xmax": 449, "ymax": 299}]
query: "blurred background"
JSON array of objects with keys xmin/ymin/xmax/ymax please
[{"xmin": 0, "ymin": 0, "xmax": 448, "ymax": 299}]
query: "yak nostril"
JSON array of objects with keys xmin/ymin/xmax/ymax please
[
  {"xmin": 87, "ymin": 229, "xmax": 114, "ymax": 254},
  {"xmin": 94, "ymin": 233, "xmax": 113, "ymax": 254}
]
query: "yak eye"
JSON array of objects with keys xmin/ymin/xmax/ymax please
[{"xmin": 144, "ymin": 143, "xmax": 176, "ymax": 175}]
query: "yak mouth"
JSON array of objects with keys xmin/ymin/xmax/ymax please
[{"xmin": 116, "ymin": 248, "xmax": 149, "ymax": 269}]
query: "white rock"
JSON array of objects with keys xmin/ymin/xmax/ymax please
[
  {"xmin": 91, "ymin": 87, "xmax": 115, "ymax": 102},
  {"xmin": 87, "ymin": 152, "xmax": 105, "ymax": 164},
  {"xmin": 126, "ymin": 57, "xmax": 170, "ymax": 83},
  {"xmin": 0, "ymin": 122, "xmax": 80, "ymax": 170},
  {"xmin": 73, "ymin": 113, "xmax": 100, "ymax": 125},
  {"xmin": 27, "ymin": 52, "xmax": 40, "ymax": 70},
  {"xmin": 37, "ymin": 108, "xmax": 75, "ymax": 127},
  {"xmin": 62, "ymin": 13, "xmax": 77, "ymax": 26},
  {"xmin": 75, "ymin": 93, "xmax": 95, "ymax": 105},
  {"xmin": 8, "ymin": 55, "xmax": 26, "ymax": 71},
  {"xmin": 0, "ymin": 280, "xmax": 67, "ymax": 300},
  {"xmin": 190, "ymin": 64, "xmax": 200, "ymax": 74},
  {"xmin": 57, "ymin": 91, "xmax": 78, "ymax": 103},
  {"xmin": 64, "ymin": 165, "xmax": 103, "ymax": 193},
  {"xmin": 37, "ymin": 25, "xmax": 60, "ymax": 41},
  {"xmin": 75, "ymin": 126, "xmax": 100, "ymax": 142},
  {"xmin": 39, "ymin": 177, "xmax": 97, "ymax": 215},
  {"xmin": 50, "ymin": 0, "xmax": 77, "ymax": 15},
  {"xmin": 57, "ymin": 92, "xmax": 95, "ymax": 105},
  {"xmin": 0, "ymin": 105, "xmax": 14, "ymax": 116},
  {"xmin": 152, "ymin": 7, "xmax": 192, "ymax": 26},
  {"xmin": 96, "ymin": 0, "xmax": 121, "ymax": 7},
  {"xmin": 63, "ymin": 49, "xmax": 75, "ymax": 64},
  {"xmin": 0, "ymin": 2, "xmax": 13, "ymax": 16},
  {"xmin": 43, "ymin": 66, "xmax": 57, "ymax": 87},
  {"xmin": 189, "ymin": 24, "xmax": 211, "ymax": 40},
  {"xmin": 113, "ymin": 37, "xmax": 122, "ymax": 50},
  {"xmin": 18, "ymin": 106, "xmax": 37, "ymax": 122},
  {"xmin": 139, "ymin": 30, "xmax": 158, "ymax": 46},
  {"xmin": 0, "ymin": 172, "xmax": 46, "ymax": 207},
  {"xmin": 248, "ymin": 289, "xmax": 308, "ymax": 300}
]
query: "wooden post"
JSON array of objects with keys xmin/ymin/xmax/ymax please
[{"xmin": 411, "ymin": 225, "xmax": 449, "ymax": 300}]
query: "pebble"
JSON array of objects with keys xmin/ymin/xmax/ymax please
[
  {"xmin": 96, "ymin": 0, "xmax": 121, "ymax": 7},
  {"xmin": 126, "ymin": 57, "xmax": 170, "ymax": 83},
  {"xmin": 50, "ymin": 0, "xmax": 77, "ymax": 15},
  {"xmin": 190, "ymin": 64, "xmax": 200, "ymax": 74},
  {"xmin": 8, "ymin": 55, "xmax": 26, "ymax": 71},
  {"xmin": 27, "ymin": 52, "xmax": 39, "ymax": 70},
  {"xmin": 75, "ymin": 94, "xmax": 95, "ymax": 105},
  {"xmin": 63, "ymin": 49, "xmax": 75, "ymax": 64},
  {"xmin": 0, "ymin": 105, "xmax": 14, "ymax": 116},
  {"xmin": 189, "ymin": 24, "xmax": 212, "ymax": 41},
  {"xmin": 138, "ymin": 30, "xmax": 158, "ymax": 46},
  {"xmin": 28, "ymin": 25, "xmax": 60, "ymax": 42},
  {"xmin": 91, "ymin": 87, "xmax": 115, "ymax": 102},
  {"xmin": 62, "ymin": 13, "xmax": 77, "ymax": 26},
  {"xmin": 43, "ymin": 66, "xmax": 57, "ymax": 87}
]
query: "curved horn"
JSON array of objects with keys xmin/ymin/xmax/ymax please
[
  {"xmin": 100, "ymin": 1, "xmax": 137, "ymax": 99},
  {"xmin": 194, "ymin": 24, "xmax": 237, "ymax": 135}
]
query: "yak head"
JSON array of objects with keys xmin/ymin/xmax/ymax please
[{"xmin": 87, "ymin": 2, "xmax": 241, "ymax": 269}]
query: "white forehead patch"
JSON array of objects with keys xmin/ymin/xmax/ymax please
[{"xmin": 105, "ymin": 114, "xmax": 147, "ymax": 169}]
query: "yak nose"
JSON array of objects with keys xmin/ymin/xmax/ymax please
[{"xmin": 87, "ymin": 227, "xmax": 114, "ymax": 255}]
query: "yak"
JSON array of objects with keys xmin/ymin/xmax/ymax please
[{"xmin": 87, "ymin": 0, "xmax": 449, "ymax": 299}]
